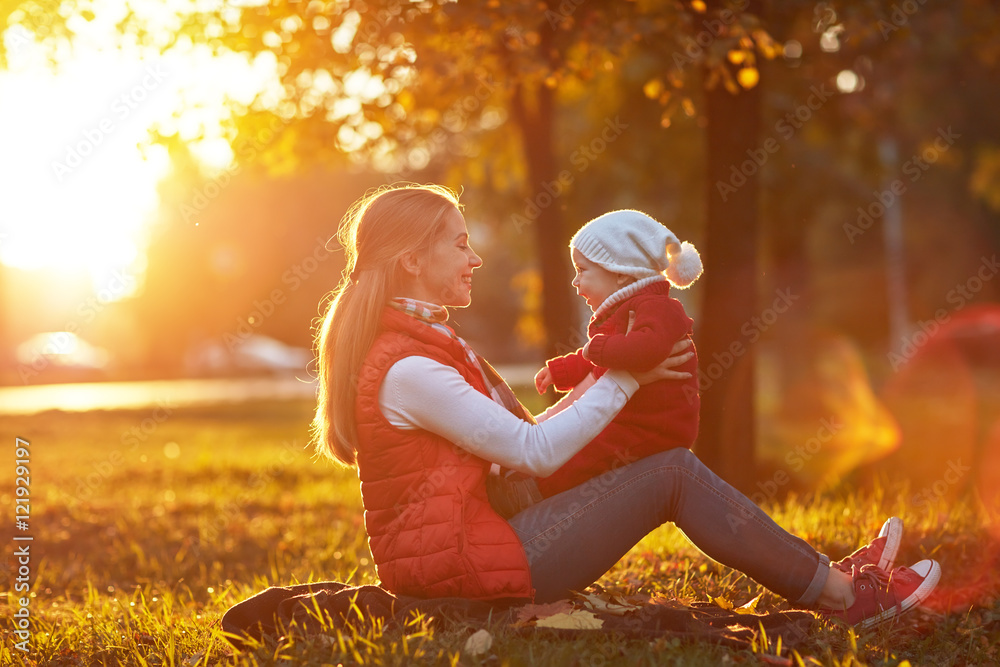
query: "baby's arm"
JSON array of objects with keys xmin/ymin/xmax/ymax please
[
  {"xmin": 542, "ymin": 348, "xmax": 597, "ymax": 392},
  {"xmin": 381, "ymin": 357, "xmax": 637, "ymax": 477},
  {"xmin": 586, "ymin": 299, "xmax": 693, "ymax": 372}
]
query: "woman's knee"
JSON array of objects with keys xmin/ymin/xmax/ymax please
[{"xmin": 644, "ymin": 447, "xmax": 703, "ymax": 471}]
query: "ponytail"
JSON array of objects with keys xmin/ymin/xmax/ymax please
[{"xmin": 311, "ymin": 184, "xmax": 461, "ymax": 465}]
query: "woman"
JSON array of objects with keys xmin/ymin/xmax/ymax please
[{"xmin": 312, "ymin": 183, "xmax": 939, "ymax": 628}]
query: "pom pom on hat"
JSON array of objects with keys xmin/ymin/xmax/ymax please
[
  {"xmin": 665, "ymin": 241, "xmax": 703, "ymax": 288},
  {"xmin": 570, "ymin": 209, "xmax": 703, "ymax": 289}
]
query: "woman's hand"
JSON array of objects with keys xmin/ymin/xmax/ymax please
[{"xmin": 631, "ymin": 338, "xmax": 694, "ymax": 386}]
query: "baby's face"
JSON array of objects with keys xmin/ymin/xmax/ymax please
[{"xmin": 571, "ymin": 248, "xmax": 624, "ymax": 312}]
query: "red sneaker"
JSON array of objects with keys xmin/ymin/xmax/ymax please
[
  {"xmin": 823, "ymin": 560, "xmax": 941, "ymax": 629},
  {"xmin": 833, "ymin": 517, "xmax": 903, "ymax": 573}
]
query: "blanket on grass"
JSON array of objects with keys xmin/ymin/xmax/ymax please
[{"xmin": 221, "ymin": 581, "xmax": 816, "ymax": 654}]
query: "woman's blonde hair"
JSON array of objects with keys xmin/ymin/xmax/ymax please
[{"xmin": 312, "ymin": 183, "xmax": 462, "ymax": 465}]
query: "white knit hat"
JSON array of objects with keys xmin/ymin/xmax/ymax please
[{"xmin": 570, "ymin": 209, "xmax": 703, "ymax": 288}]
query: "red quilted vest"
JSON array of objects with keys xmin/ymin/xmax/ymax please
[{"xmin": 354, "ymin": 307, "xmax": 534, "ymax": 600}]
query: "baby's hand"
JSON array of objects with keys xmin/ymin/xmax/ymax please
[{"xmin": 534, "ymin": 367, "xmax": 553, "ymax": 394}]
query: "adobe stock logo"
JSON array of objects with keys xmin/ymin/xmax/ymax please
[
  {"xmin": 715, "ymin": 85, "xmax": 834, "ymax": 202},
  {"xmin": 5, "ymin": 25, "xmax": 33, "ymax": 68},
  {"xmin": 50, "ymin": 63, "xmax": 169, "ymax": 182},
  {"xmin": 877, "ymin": 0, "xmax": 930, "ymax": 40},
  {"xmin": 912, "ymin": 459, "xmax": 970, "ymax": 510},
  {"xmin": 887, "ymin": 254, "xmax": 999, "ymax": 371},
  {"xmin": 843, "ymin": 126, "xmax": 960, "ymax": 244},
  {"xmin": 510, "ymin": 116, "xmax": 628, "ymax": 234},
  {"xmin": 686, "ymin": 288, "xmax": 799, "ymax": 404}
]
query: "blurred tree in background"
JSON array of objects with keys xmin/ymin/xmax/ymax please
[
  {"xmin": 138, "ymin": 0, "xmax": 775, "ymax": 484},
  {"xmin": 4, "ymin": 0, "xmax": 1000, "ymax": 491}
]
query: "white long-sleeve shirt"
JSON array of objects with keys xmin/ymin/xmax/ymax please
[{"xmin": 377, "ymin": 356, "xmax": 639, "ymax": 477}]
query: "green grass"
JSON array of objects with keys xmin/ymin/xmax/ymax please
[{"xmin": 2, "ymin": 400, "xmax": 999, "ymax": 666}]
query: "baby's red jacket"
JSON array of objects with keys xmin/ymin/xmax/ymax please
[{"xmin": 538, "ymin": 281, "xmax": 700, "ymax": 497}]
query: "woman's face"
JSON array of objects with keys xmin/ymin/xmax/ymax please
[
  {"xmin": 407, "ymin": 207, "xmax": 483, "ymax": 307},
  {"xmin": 571, "ymin": 248, "xmax": 623, "ymax": 311}
]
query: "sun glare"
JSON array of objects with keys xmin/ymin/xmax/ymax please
[
  {"xmin": 0, "ymin": 53, "xmax": 164, "ymax": 294},
  {"xmin": 0, "ymin": 0, "xmax": 279, "ymax": 299}
]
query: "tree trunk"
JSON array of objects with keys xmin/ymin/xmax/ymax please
[
  {"xmin": 519, "ymin": 96, "xmax": 576, "ymax": 360},
  {"xmin": 695, "ymin": 0, "xmax": 763, "ymax": 491},
  {"xmin": 879, "ymin": 136, "xmax": 909, "ymax": 354},
  {"xmin": 508, "ymin": 13, "xmax": 577, "ymax": 363}
]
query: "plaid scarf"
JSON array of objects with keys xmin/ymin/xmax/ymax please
[
  {"xmin": 389, "ymin": 297, "xmax": 542, "ymax": 518},
  {"xmin": 389, "ymin": 298, "xmax": 535, "ymax": 425}
]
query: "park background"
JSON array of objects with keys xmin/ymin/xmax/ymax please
[{"xmin": 2, "ymin": 0, "xmax": 1000, "ymax": 664}]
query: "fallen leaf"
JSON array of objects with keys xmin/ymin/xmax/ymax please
[
  {"xmin": 577, "ymin": 592, "xmax": 643, "ymax": 616},
  {"xmin": 536, "ymin": 610, "xmax": 604, "ymax": 630},
  {"xmin": 463, "ymin": 628, "xmax": 492, "ymax": 656},
  {"xmin": 713, "ymin": 595, "xmax": 734, "ymax": 611},
  {"xmin": 649, "ymin": 596, "xmax": 695, "ymax": 611},
  {"xmin": 133, "ymin": 632, "xmax": 155, "ymax": 645},
  {"xmin": 183, "ymin": 651, "xmax": 206, "ymax": 667},
  {"xmin": 514, "ymin": 600, "xmax": 574, "ymax": 624},
  {"xmin": 734, "ymin": 593, "xmax": 764, "ymax": 615}
]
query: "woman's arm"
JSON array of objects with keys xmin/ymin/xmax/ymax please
[
  {"xmin": 379, "ymin": 356, "xmax": 637, "ymax": 477},
  {"xmin": 535, "ymin": 371, "xmax": 597, "ymax": 423}
]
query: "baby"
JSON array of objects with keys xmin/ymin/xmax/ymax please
[{"xmin": 534, "ymin": 209, "xmax": 702, "ymax": 497}]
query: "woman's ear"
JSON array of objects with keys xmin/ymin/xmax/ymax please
[{"xmin": 399, "ymin": 250, "xmax": 422, "ymax": 278}]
